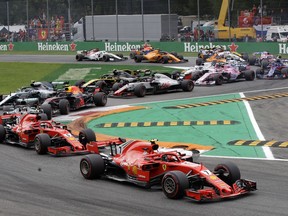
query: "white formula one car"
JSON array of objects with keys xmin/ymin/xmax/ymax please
[{"xmin": 75, "ymin": 48, "xmax": 127, "ymax": 62}]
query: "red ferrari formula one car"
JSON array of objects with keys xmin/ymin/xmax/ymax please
[
  {"xmin": 0, "ymin": 112, "xmax": 124, "ymax": 156},
  {"xmin": 80, "ymin": 139, "xmax": 256, "ymax": 201}
]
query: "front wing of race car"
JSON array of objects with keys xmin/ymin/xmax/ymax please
[{"xmin": 185, "ymin": 179, "xmax": 257, "ymax": 201}]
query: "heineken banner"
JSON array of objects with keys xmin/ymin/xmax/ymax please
[{"xmin": 0, "ymin": 41, "xmax": 287, "ymax": 54}]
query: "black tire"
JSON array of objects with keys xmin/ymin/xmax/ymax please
[
  {"xmin": 79, "ymin": 128, "xmax": 96, "ymax": 146},
  {"xmin": 161, "ymin": 56, "xmax": 169, "ymax": 64},
  {"xmin": 214, "ymin": 74, "xmax": 223, "ymax": 85},
  {"xmin": 93, "ymin": 92, "xmax": 107, "ymax": 106},
  {"xmin": 112, "ymin": 82, "xmax": 123, "ymax": 92},
  {"xmin": 261, "ymin": 59, "xmax": 269, "ymax": 69},
  {"xmin": 241, "ymin": 53, "xmax": 249, "ymax": 61},
  {"xmin": 117, "ymin": 53, "xmax": 123, "ymax": 58},
  {"xmin": 102, "ymin": 54, "xmax": 109, "ymax": 62},
  {"xmin": 129, "ymin": 51, "xmax": 136, "ymax": 59},
  {"xmin": 40, "ymin": 104, "xmax": 52, "ymax": 120},
  {"xmin": 0, "ymin": 124, "xmax": 6, "ymax": 143},
  {"xmin": 134, "ymin": 84, "xmax": 146, "ymax": 97},
  {"xmin": 196, "ymin": 58, "xmax": 204, "ymax": 65},
  {"xmin": 76, "ymin": 54, "xmax": 83, "ymax": 61},
  {"xmin": 248, "ymin": 56, "xmax": 256, "ymax": 65},
  {"xmin": 177, "ymin": 55, "xmax": 184, "ymax": 60},
  {"xmin": 281, "ymin": 68, "xmax": 288, "ymax": 78},
  {"xmin": 59, "ymin": 99, "xmax": 70, "ymax": 115},
  {"xmin": 34, "ymin": 133, "xmax": 51, "ymax": 155},
  {"xmin": 162, "ymin": 171, "xmax": 189, "ymax": 199},
  {"xmin": 134, "ymin": 55, "xmax": 143, "ymax": 63},
  {"xmin": 214, "ymin": 161, "xmax": 241, "ymax": 186},
  {"xmin": 38, "ymin": 113, "xmax": 48, "ymax": 121},
  {"xmin": 244, "ymin": 70, "xmax": 255, "ymax": 81},
  {"xmin": 75, "ymin": 79, "xmax": 86, "ymax": 87},
  {"xmin": 181, "ymin": 80, "xmax": 194, "ymax": 92},
  {"xmin": 95, "ymin": 80, "xmax": 106, "ymax": 90},
  {"xmin": 80, "ymin": 154, "xmax": 105, "ymax": 179}
]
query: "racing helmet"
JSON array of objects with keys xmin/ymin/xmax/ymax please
[{"xmin": 65, "ymin": 86, "xmax": 73, "ymax": 93}]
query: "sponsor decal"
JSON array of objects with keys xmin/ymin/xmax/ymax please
[
  {"xmin": 0, "ymin": 42, "xmax": 14, "ymax": 51},
  {"xmin": 37, "ymin": 42, "xmax": 69, "ymax": 51},
  {"xmin": 69, "ymin": 42, "xmax": 77, "ymax": 51},
  {"xmin": 278, "ymin": 43, "xmax": 288, "ymax": 54},
  {"xmin": 105, "ymin": 42, "xmax": 141, "ymax": 52},
  {"xmin": 162, "ymin": 164, "xmax": 167, "ymax": 171},
  {"xmin": 184, "ymin": 42, "xmax": 228, "ymax": 52},
  {"xmin": 228, "ymin": 42, "xmax": 239, "ymax": 52}
]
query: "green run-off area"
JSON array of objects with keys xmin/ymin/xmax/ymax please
[{"xmin": 87, "ymin": 94, "xmax": 266, "ymax": 158}]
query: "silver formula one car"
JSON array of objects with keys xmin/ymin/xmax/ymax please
[{"xmin": 75, "ymin": 48, "xmax": 127, "ymax": 62}]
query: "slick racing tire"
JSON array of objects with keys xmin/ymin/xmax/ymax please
[
  {"xmin": 75, "ymin": 79, "xmax": 86, "ymax": 87},
  {"xmin": 134, "ymin": 84, "xmax": 146, "ymax": 97},
  {"xmin": 102, "ymin": 54, "xmax": 109, "ymax": 62},
  {"xmin": 261, "ymin": 59, "xmax": 269, "ymax": 69},
  {"xmin": 196, "ymin": 58, "xmax": 204, "ymax": 65},
  {"xmin": 80, "ymin": 154, "xmax": 105, "ymax": 179},
  {"xmin": 162, "ymin": 171, "xmax": 189, "ymax": 199},
  {"xmin": 34, "ymin": 133, "xmax": 51, "ymax": 155},
  {"xmin": 181, "ymin": 80, "xmax": 194, "ymax": 92},
  {"xmin": 214, "ymin": 161, "xmax": 241, "ymax": 186},
  {"xmin": 244, "ymin": 70, "xmax": 255, "ymax": 81},
  {"xmin": 134, "ymin": 55, "xmax": 143, "ymax": 63},
  {"xmin": 248, "ymin": 56, "xmax": 256, "ymax": 65},
  {"xmin": 93, "ymin": 92, "xmax": 107, "ymax": 106},
  {"xmin": 38, "ymin": 113, "xmax": 48, "ymax": 121},
  {"xmin": 0, "ymin": 124, "xmax": 6, "ymax": 143},
  {"xmin": 129, "ymin": 51, "xmax": 136, "ymax": 59},
  {"xmin": 76, "ymin": 54, "xmax": 84, "ymax": 61},
  {"xmin": 281, "ymin": 68, "xmax": 288, "ymax": 79},
  {"xmin": 161, "ymin": 56, "xmax": 169, "ymax": 64},
  {"xmin": 241, "ymin": 52, "xmax": 249, "ymax": 61},
  {"xmin": 214, "ymin": 74, "xmax": 223, "ymax": 85},
  {"xmin": 112, "ymin": 82, "xmax": 123, "ymax": 92},
  {"xmin": 40, "ymin": 104, "xmax": 52, "ymax": 120},
  {"xmin": 79, "ymin": 128, "xmax": 96, "ymax": 147},
  {"xmin": 59, "ymin": 99, "xmax": 70, "ymax": 115}
]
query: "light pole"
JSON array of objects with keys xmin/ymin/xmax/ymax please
[
  {"xmin": 47, "ymin": 0, "xmax": 50, "ymax": 41},
  {"xmin": 141, "ymin": 0, "xmax": 144, "ymax": 41},
  {"xmin": 168, "ymin": 0, "xmax": 171, "ymax": 40},
  {"xmin": 68, "ymin": 0, "xmax": 71, "ymax": 41},
  {"xmin": 197, "ymin": 0, "xmax": 200, "ymax": 41},
  {"xmin": 91, "ymin": 0, "xmax": 95, "ymax": 41},
  {"xmin": 116, "ymin": 0, "xmax": 119, "ymax": 42},
  {"xmin": 6, "ymin": 1, "xmax": 9, "ymax": 33}
]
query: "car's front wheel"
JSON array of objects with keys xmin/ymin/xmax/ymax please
[
  {"xmin": 162, "ymin": 171, "xmax": 189, "ymax": 199},
  {"xmin": 34, "ymin": 133, "xmax": 51, "ymax": 155}
]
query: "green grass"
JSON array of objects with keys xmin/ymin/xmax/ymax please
[{"xmin": 0, "ymin": 62, "xmax": 178, "ymax": 94}]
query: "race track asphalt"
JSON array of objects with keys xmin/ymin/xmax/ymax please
[{"xmin": 0, "ymin": 55, "xmax": 288, "ymax": 216}]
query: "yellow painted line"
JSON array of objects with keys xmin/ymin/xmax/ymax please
[
  {"xmin": 197, "ymin": 121, "xmax": 204, "ymax": 125},
  {"xmin": 183, "ymin": 121, "xmax": 191, "ymax": 126},
  {"xmin": 264, "ymin": 141, "xmax": 277, "ymax": 147},
  {"xmin": 118, "ymin": 122, "xmax": 125, "ymax": 127},
  {"xmin": 234, "ymin": 140, "xmax": 246, "ymax": 146},
  {"xmin": 279, "ymin": 142, "xmax": 288, "ymax": 148},
  {"xmin": 210, "ymin": 120, "xmax": 217, "ymax": 125},
  {"xmin": 157, "ymin": 122, "xmax": 164, "ymax": 126},
  {"xmin": 250, "ymin": 140, "xmax": 261, "ymax": 146},
  {"xmin": 144, "ymin": 122, "xmax": 151, "ymax": 127},
  {"xmin": 170, "ymin": 121, "xmax": 178, "ymax": 126},
  {"xmin": 223, "ymin": 120, "xmax": 231, "ymax": 125},
  {"xmin": 104, "ymin": 123, "xmax": 112, "ymax": 128},
  {"xmin": 130, "ymin": 122, "xmax": 138, "ymax": 127}
]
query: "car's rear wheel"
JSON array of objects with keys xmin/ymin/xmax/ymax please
[
  {"xmin": 59, "ymin": 99, "xmax": 70, "ymax": 115},
  {"xmin": 214, "ymin": 74, "xmax": 223, "ymax": 85},
  {"xmin": 34, "ymin": 133, "xmax": 51, "ymax": 155},
  {"xmin": 112, "ymin": 82, "xmax": 123, "ymax": 92},
  {"xmin": 134, "ymin": 84, "xmax": 146, "ymax": 97},
  {"xmin": 181, "ymin": 80, "xmax": 194, "ymax": 91},
  {"xmin": 161, "ymin": 56, "xmax": 169, "ymax": 64},
  {"xmin": 134, "ymin": 55, "xmax": 143, "ymax": 63},
  {"xmin": 244, "ymin": 70, "xmax": 255, "ymax": 81},
  {"xmin": 80, "ymin": 154, "xmax": 105, "ymax": 179},
  {"xmin": 281, "ymin": 68, "xmax": 288, "ymax": 78},
  {"xmin": 129, "ymin": 51, "xmax": 136, "ymax": 59},
  {"xmin": 79, "ymin": 128, "xmax": 96, "ymax": 146},
  {"xmin": 162, "ymin": 171, "xmax": 189, "ymax": 199},
  {"xmin": 38, "ymin": 113, "xmax": 48, "ymax": 121},
  {"xmin": 214, "ymin": 161, "xmax": 241, "ymax": 186},
  {"xmin": 40, "ymin": 104, "xmax": 52, "ymax": 120},
  {"xmin": 93, "ymin": 92, "xmax": 107, "ymax": 106},
  {"xmin": 261, "ymin": 59, "xmax": 269, "ymax": 69},
  {"xmin": 196, "ymin": 58, "xmax": 204, "ymax": 65},
  {"xmin": 248, "ymin": 56, "xmax": 256, "ymax": 65},
  {"xmin": 0, "ymin": 124, "xmax": 6, "ymax": 143}
]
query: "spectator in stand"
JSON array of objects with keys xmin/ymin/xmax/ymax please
[
  {"xmin": 256, "ymin": 34, "xmax": 262, "ymax": 42},
  {"xmin": 243, "ymin": 34, "xmax": 249, "ymax": 42},
  {"xmin": 252, "ymin": 4, "xmax": 257, "ymax": 16}
]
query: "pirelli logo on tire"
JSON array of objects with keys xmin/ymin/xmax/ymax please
[
  {"xmin": 95, "ymin": 120, "xmax": 240, "ymax": 128},
  {"xmin": 163, "ymin": 92, "xmax": 288, "ymax": 109},
  {"xmin": 228, "ymin": 140, "xmax": 288, "ymax": 148}
]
